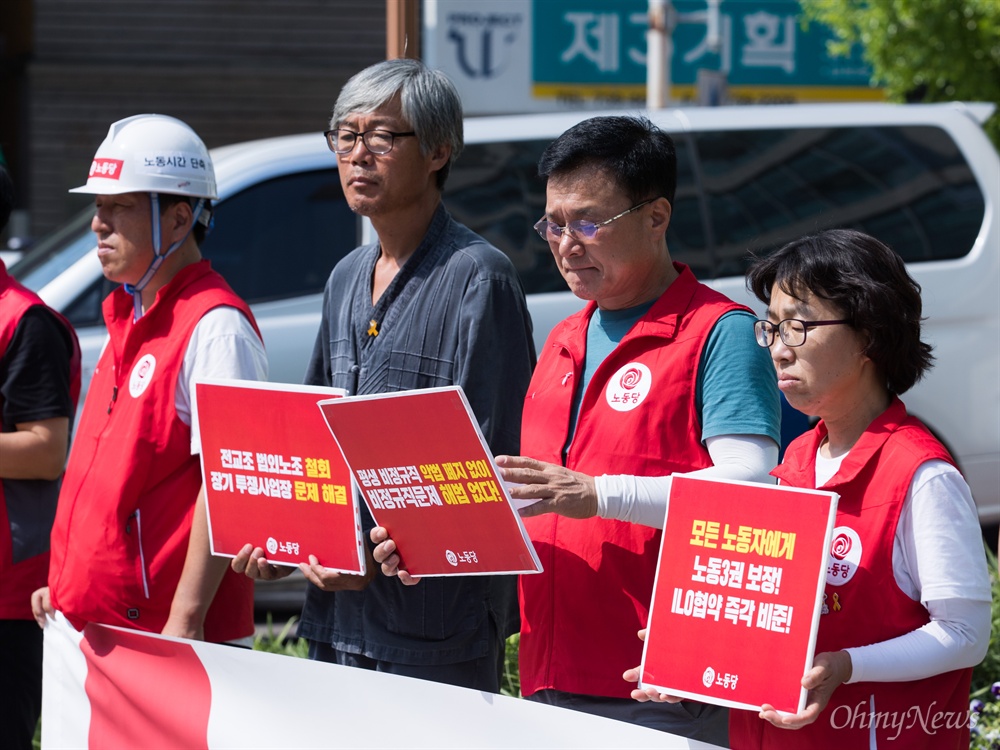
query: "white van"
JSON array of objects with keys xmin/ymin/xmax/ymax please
[{"xmin": 12, "ymin": 101, "xmax": 999, "ymax": 527}]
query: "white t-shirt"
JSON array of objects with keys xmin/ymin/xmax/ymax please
[{"xmin": 180, "ymin": 306, "xmax": 269, "ymax": 454}]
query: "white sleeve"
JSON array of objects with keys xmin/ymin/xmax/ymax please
[
  {"xmin": 846, "ymin": 598, "xmax": 991, "ymax": 683},
  {"xmin": 176, "ymin": 306, "xmax": 269, "ymax": 454},
  {"xmin": 845, "ymin": 460, "xmax": 992, "ymax": 683},
  {"xmin": 596, "ymin": 434, "xmax": 779, "ymax": 528}
]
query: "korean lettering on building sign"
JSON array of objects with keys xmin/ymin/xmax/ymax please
[
  {"xmin": 539, "ymin": 1, "xmax": 797, "ymax": 81},
  {"xmin": 533, "ymin": 0, "xmax": 870, "ymax": 92}
]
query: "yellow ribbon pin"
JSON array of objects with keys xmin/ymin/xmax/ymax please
[{"xmin": 367, "ymin": 319, "xmax": 379, "ymax": 337}]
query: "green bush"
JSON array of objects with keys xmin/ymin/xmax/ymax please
[
  {"xmin": 502, "ymin": 633, "xmax": 521, "ymax": 698},
  {"xmin": 252, "ymin": 613, "xmax": 308, "ymax": 658}
]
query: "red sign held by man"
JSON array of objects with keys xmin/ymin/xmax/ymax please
[
  {"xmin": 195, "ymin": 380, "xmax": 364, "ymax": 573},
  {"xmin": 318, "ymin": 386, "xmax": 542, "ymax": 577}
]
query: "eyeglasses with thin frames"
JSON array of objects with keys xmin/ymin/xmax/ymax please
[
  {"xmin": 533, "ymin": 198, "xmax": 656, "ymax": 242},
  {"xmin": 325, "ymin": 129, "xmax": 416, "ymax": 156},
  {"xmin": 754, "ymin": 318, "xmax": 851, "ymax": 348}
]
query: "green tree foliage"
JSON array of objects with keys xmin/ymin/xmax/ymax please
[{"xmin": 800, "ymin": 0, "xmax": 1000, "ymax": 146}]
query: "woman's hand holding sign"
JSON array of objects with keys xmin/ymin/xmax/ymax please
[{"xmin": 758, "ymin": 650, "xmax": 853, "ymax": 729}]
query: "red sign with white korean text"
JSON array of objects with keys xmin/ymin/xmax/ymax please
[
  {"xmin": 195, "ymin": 380, "xmax": 364, "ymax": 573},
  {"xmin": 640, "ymin": 475, "xmax": 837, "ymax": 714},
  {"xmin": 318, "ymin": 387, "xmax": 542, "ymax": 577}
]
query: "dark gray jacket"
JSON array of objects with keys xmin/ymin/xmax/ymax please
[{"xmin": 298, "ymin": 204, "xmax": 535, "ymax": 666}]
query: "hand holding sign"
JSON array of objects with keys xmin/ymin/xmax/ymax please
[
  {"xmin": 230, "ymin": 544, "xmax": 294, "ymax": 581},
  {"xmin": 623, "ymin": 629, "xmax": 684, "ymax": 704},
  {"xmin": 299, "ymin": 551, "xmax": 376, "ymax": 592},
  {"xmin": 371, "ymin": 527, "xmax": 421, "ymax": 586},
  {"xmin": 759, "ymin": 650, "xmax": 853, "ymax": 729},
  {"xmin": 494, "ymin": 455, "xmax": 597, "ymax": 518}
]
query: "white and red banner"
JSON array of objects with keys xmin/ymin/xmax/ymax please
[
  {"xmin": 640, "ymin": 475, "xmax": 838, "ymax": 714},
  {"xmin": 318, "ymin": 387, "xmax": 542, "ymax": 577},
  {"xmin": 195, "ymin": 380, "xmax": 364, "ymax": 573},
  {"xmin": 41, "ymin": 613, "xmax": 722, "ymax": 749}
]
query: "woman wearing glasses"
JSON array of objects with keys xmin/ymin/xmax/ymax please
[
  {"xmin": 721, "ymin": 228, "xmax": 991, "ymax": 748},
  {"xmin": 620, "ymin": 228, "xmax": 991, "ymax": 747}
]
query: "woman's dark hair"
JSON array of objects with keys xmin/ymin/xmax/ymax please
[{"xmin": 746, "ymin": 228, "xmax": 933, "ymax": 395}]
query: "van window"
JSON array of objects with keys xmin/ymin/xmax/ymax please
[
  {"xmin": 206, "ymin": 169, "xmax": 356, "ymax": 304},
  {"xmin": 26, "ymin": 169, "xmax": 359, "ymax": 328},
  {"xmin": 695, "ymin": 125, "xmax": 984, "ymax": 267},
  {"xmin": 448, "ymin": 125, "xmax": 985, "ymax": 293}
]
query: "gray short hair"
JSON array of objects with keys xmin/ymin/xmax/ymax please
[{"xmin": 331, "ymin": 59, "xmax": 464, "ymax": 189}]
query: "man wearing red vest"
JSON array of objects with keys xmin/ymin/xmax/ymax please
[
  {"xmin": 1, "ymin": 165, "xmax": 81, "ymax": 750},
  {"xmin": 30, "ymin": 115, "xmax": 268, "ymax": 645},
  {"xmin": 487, "ymin": 116, "xmax": 781, "ymax": 744}
]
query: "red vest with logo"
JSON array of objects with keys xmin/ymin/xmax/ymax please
[
  {"xmin": 0, "ymin": 260, "xmax": 81, "ymax": 619},
  {"xmin": 518, "ymin": 264, "xmax": 747, "ymax": 698},
  {"xmin": 730, "ymin": 398, "xmax": 972, "ymax": 749},
  {"xmin": 48, "ymin": 260, "xmax": 259, "ymax": 642}
]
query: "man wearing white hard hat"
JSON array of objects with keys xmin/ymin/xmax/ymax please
[{"xmin": 30, "ymin": 115, "xmax": 268, "ymax": 644}]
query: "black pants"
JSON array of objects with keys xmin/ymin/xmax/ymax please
[
  {"xmin": 307, "ymin": 620, "xmax": 504, "ymax": 694},
  {"xmin": 0, "ymin": 619, "xmax": 43, "ymax": 750}
]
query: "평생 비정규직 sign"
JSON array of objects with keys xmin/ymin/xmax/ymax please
[{"xmin": 318, "ymin": 386, "xmax": 542, "ymax": 577}]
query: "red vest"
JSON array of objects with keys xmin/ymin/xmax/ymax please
[
  {"xmin": 730, "ymin": 398, "xmax": 972, "ymax": 749},
  {"xmin": 0, "ymin": 260, "xmax": 80, "ymax": 619},
  {"xmin": 518, "ymin": 264, "xmax": 747, "ymax": 698},
  {"xmin": 49, "ymin": 260, "xmax": 259, "ymax": 642}
]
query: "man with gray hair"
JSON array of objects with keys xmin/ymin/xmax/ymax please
[{"xmin": 232, "ymin": 59, "xmax": 535, "ymax": 690}]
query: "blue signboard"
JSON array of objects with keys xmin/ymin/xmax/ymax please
[{"xmin": 532, "ymin": 0, "xmax": 877, "ymax": 101}]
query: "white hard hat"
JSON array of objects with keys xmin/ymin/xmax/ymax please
[{"xmin": 69, "ymin": 114, "xmax": 217, "ymax": 199}]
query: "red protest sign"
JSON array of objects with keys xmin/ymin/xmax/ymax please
[
  {"xmin": 640, "ymin": 475, "xmax": 837, "ymax": 714},
  {"xmin": 318, "ymin": 387, "xmax": 542, "ymax": 577},
  {"xmin": 195, "ymin": 380, "xmax": 364, "ymax": 573}
]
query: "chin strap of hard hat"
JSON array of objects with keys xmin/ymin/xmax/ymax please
[{"xmin": 124, "ymin": 192, "xmax": 206, "ymax": 321}]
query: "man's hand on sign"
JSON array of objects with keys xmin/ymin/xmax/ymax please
[
  {"xmin": 231, "ymin": 544, "xmax": 296, "ymax": 581},
  {"xmin": 759, "ymin": 650, "xmax": 853, "ymax": 729},
  {"xmin": 494, "ymin": 455, "xmax": 597, "ymax": 519},
  {"xmin": 623, "ymin": 628, "xmax": 686, "ymax": 703},
  {"xmin": 298, "ymin": 547, "xmax": 376, "ymax": 592},
  {"xmin": 370, "ymin": 526, "xmax": 422, "ymax": 586}
]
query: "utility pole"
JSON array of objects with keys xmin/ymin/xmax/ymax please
[
  {"xmin": 646, "ymin": 0, "xmax": 676, "ymax": 109},
  {"xmin": 387, "ymin": 0, "xmax": 421, "ymax": 60}
]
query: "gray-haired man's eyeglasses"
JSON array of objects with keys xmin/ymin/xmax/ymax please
[{"xmin": 325, "ymin": 129, "xmax": 416, "ymax": 155}]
